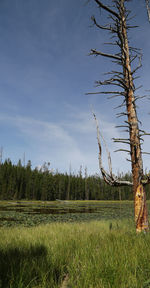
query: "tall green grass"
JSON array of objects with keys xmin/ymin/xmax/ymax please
[{"xmin": 0, "ymin": 220, "xmax": 150, "ymax": 287}]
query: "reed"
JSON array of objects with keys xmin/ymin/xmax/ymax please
[{"xmin": 0, "ymin": 220, "xmax": 150, "ymax": 287}]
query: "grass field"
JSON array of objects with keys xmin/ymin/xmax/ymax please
[{"xmin": 1, "ymin": 201, "xmax": 150, "ymax": 287}]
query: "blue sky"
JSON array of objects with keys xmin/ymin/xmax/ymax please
[{"xmin": 0, "ymin": 0, "xmax": 150, "ymax": 175}]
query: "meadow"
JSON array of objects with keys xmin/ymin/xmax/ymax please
[{"xmin": 1, "ymin": 201, "xmax": 150, "ymax": 288}]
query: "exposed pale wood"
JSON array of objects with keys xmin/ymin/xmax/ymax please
[{"xmin": 135, "ymin": 185, "xmax": 149, "ymax": 232}]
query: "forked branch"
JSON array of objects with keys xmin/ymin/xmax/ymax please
[{"xmin": 93, "ymin": 111, "xmax": 133, "ymax": 187}]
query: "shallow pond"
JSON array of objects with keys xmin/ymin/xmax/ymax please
[{"xmin": 0, "ymin": 200, "xmax": 135, "ymax": 227}]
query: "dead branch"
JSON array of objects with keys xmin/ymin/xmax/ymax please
[
  {"xmin": 115, "ymin": 125, "xmax": 129, "ymax": 129},
  {"xmin": 89, "ymin": 49, "xmax": 122, "ymax": 60},
  {"xmin": 140, "ymin": 132, "xmax": 150, "ymax": 136},
  {"xmin": 86, "ymin": 91, "xmax": 125, "ymax": 97},
  {"xmin": 113, "ymin": 137, "xmax": 130, "ymax": 141},
  {"xmin": 104, "ymin": 70, "xmax": 123, "ymax": 76},
  {"xmin": 95, "ymin": 77, "xmax": 127, "ymax": 89},
  {"xmin": 99, "ymin": 126, "xmax": 113, "ymax": 178},
  {"xmin": 116, "ymin": 112, "xmax": 128, "ymax": 118},
  {"xmin": 94, "ymin": 0, "xmax": 121, "ymax": 20},
  {"xmin": 114, "ymin": 100, "xmax": 126, "ymax": 109},
  {"xmin": 93, "ymin": 111, "xmax": 133, "ymax": 187},
  {"xmin": 134, "ymin": 95, "xmax": 147, "ymax": 102},
  {"xmin": 91, "ymin": 15, "xmax": 117, "ymax": 33},
  {"xmin": 131, "ymin": 55, "xmax": 142, "ymax": 74},
  {"xmin": 113, "ymin": 140, "xmax": 131, "ymax": 145},
  {"xmin": 114, "ymin": 149, "xmax": 131, "ymax": 153}
]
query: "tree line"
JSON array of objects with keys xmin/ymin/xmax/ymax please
[{"xmin": 0, "ymin": 158, "xmax": 150, "ymax": 201}]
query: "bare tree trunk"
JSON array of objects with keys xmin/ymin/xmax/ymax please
[{"xmin": 119, "ymin": 0, "xmax": 149, "ymax": 232}]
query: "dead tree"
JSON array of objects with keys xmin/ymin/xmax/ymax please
[{"xmin": 88, "ymin": 0, "xmax": 150, "ymax": 232}]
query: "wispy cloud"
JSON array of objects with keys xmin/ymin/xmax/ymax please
[
  {"xmin": 0, "ymin": 109, "xmax": 132, "ymax": 175},
  {"xmin": 0, "ymin": 113, "xmax": 86, "ymax": 172}
]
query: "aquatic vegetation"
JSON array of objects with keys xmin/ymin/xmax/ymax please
[{"xmin": 0, "ymin": 200, "xmax": 134, "ymax": 227}]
